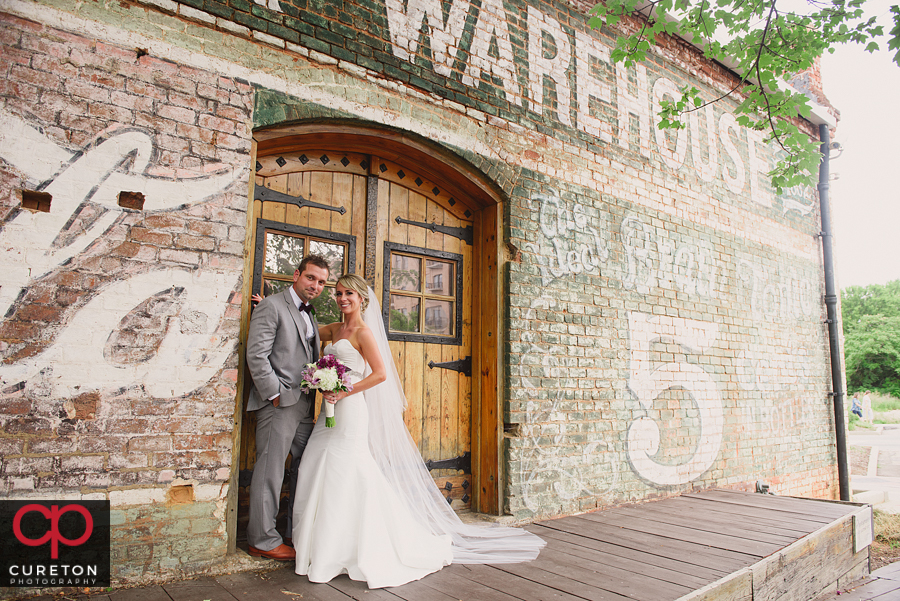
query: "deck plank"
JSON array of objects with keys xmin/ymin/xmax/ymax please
[
  {"xmin": 661, "ymin": 496, "xmax": 826, "ymax": 533},
  {"xmin": 107, "ymin": 587, "xmax": 171, "ymax": 601},
  {"xmin": 528, "ymin": 524, "xmax": 730, "ymax": 582},
  {"xmin": 441, "ymin": 563, "xmax": 592, "ymax": 601},
  {"xmin": 492, "ymin": 560, "xmax": 632, "ymax": 601},
  {"xmin": 540, "ymin": 516, "xmax": 757, "ymax": 572},
  {"xmin": 531, "ymin": 546, "xmax": 694, "ymax": 600},
  {"xmin": 326, "ymin": 575, "xmax": 403, "ymax": 600},
  {"xmin": 541, "ymin": 539, "xmax": 710, "ymax": 598},
  {"xmin": 601, "ymin": 505, "xmax": 799, "ymax": 546},
  {"xmin": 164, "ymin": 578, "xmax": 240, "ymax": 601},
  {"xmin": 416, "ymin": 566, "xmax": 528, "ymax": 601},
  {"xmin": 576, "ymin": 511, "xmax": 782, "ymax": 557},
  {"xmin": 221, "ymin": 568, "xmax": 356, "ymax": 601},
  {"xmin": 686, "ymin": 490, "xmax": 854, "ymax": 519}
]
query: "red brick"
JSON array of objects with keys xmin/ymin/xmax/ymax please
[
  {"xmin": 198, "ymin": 113, "xmax": 236, "ymax": 134},
  {"xmin": 187, "ymin": 220, "xmax": 228, "ymax": 238},
  {"xmin": 0, "ymin": 398, "xmax": 32, "ymax": 414},
  {"xmin": 141, "ymin": 213, "xmax": 183, "ymax": 232},
  {"xmin": 65, "ymin": 78, "xmax": 111, "ymax": 103},
  {"xmin": 14, "ymin": 303, "xmax": 62, "ymax": 322},
  {"xmin": 173, "ymin": 434, "xmax": 213, "ymax": 451},
  {"xmin": 129, "ymin": 227, "xmax": 173, "ymax": 246},
  {"xmin": 10, "ymin": 63, "xmax": 60, "ymax": 91},
  {"xmin": 175, "ymin": 233, "xmax": 215, "ymax": 251},
  {"xmin": 109, "ymin": 91, "xmax": 143, "ymax": 110},
  {"xmin": 31, "ymin": 54, "xmax": 78, "ymax": 79},
  {"xmin": 197, "ymin": 83, "xmax": 229, "ymax": 103},
  {"xmin": 88, "ymin": 102, "xmax": 134, "ymax": 123},
  {"xmin": 126, "ymin": 79, "xmax": 168, "ymax": 101},
  {"xmin": 134, "ymin": 111, "xmax": 177, "ymax": 135},
  {"xmin": 168, "ymin": 90, "xmax": 204, "ymax": 110},
  {"xmin": 0, "ymin": 438, "xmax": 25, "ymax": 455},
  {"xmin": 96, "ymin": 41, "xmax": 141, "ymax": 63},
  {"xmin": 3, "ymin": 417, "xmax": 53, "ymax": 435},
  {"xmin": 140, "ymin": 54, "xmax": 179, "ymax": 75},
  {"xmin": 159, "ymin": 248, "xmax": 200, "ymax": 265},
  {"xmin": 106, "ymin": 418, "xmax": 151, "ymax": 434}
]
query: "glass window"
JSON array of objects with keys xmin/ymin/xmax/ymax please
[
  {"xmin": 264, "ymin": 233, "xmax": 305, "ymax": 276},
  {"xmin": 384, "ymin": 244, "xmax": 462, "ymax": 344}
]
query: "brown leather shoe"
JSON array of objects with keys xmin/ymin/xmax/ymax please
[
  {"xmin": 283, "ymin": 537, "xmax": 293, "ymax": 547},
  {"xmin": 248, "ymin": 543, "xmax": 295, "ymax": 560}
]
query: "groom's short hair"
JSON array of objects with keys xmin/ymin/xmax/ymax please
[{"xmin": 298, "ymin": 254, "xmax": 330, "ymax": 277}]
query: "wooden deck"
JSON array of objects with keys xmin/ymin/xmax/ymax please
[{"xmin": 38, "ymin": 489, "xmax": 871, "ymax": 601}]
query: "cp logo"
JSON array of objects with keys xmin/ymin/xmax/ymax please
[{"xmin": 13, "ymin": 504, "xmax": 94, "ymax": 559}]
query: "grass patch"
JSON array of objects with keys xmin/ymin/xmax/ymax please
[
  {"xmin": 871, "ymin": 510, "xmax": 900, "ymax": 570},
  {"xmin": 872, "ymin": 392, "xmax": 900, "ymax": 412},
  {"xmin": 876, "ymin": 510, "xmax": 900, "ymax": 545},
  {"xmin": 849, "ymin": 413, "xmax": 874, "ymax": 431}
]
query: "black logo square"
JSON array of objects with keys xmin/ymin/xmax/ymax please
[{"xmin": 0, "ymin": 500, "xmax": 111, "ymax": 588}]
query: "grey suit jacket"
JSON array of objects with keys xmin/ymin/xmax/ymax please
[{"xmin": 246, "ymin": 288, "xmax": 320, "ymax": 418}]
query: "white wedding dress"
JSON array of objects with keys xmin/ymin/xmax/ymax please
[{"xmin": 292, "ymin": 338, "xmax": 453, "ymax": 588}]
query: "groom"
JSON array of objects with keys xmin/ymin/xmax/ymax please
[{"xmin": 245, "ymin": 254, "xmax": 329, "ymax": 560}]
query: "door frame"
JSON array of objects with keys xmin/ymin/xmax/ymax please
[{"xmin": 228, "ymin": 123, "xmax": 505, "ymax": 553}]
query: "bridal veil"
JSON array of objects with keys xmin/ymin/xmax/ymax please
[{"xmin": 362, "ymin": 288, "xmax": 545, "ymax": 563}]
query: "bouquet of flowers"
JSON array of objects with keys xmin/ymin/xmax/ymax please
[{"xmin": 300, "ymin": 354, "xmax": 353, "ymax": 427}]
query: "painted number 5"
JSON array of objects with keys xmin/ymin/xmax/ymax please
[{"xmin": 627, "ymin": 312, "xmax": 723, "ymax": 486}]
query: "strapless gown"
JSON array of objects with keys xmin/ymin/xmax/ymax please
[{"xmin": 292, "ymin": 339, "xmax": 453, "ymax": 588}]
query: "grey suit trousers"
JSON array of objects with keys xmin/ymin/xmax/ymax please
[{"xmin": 247, "ymin": 397, "xmax": 315, "ymax": 551}]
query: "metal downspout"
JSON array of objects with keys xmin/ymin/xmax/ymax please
[{"xmin": 818, "ymin": 123, "xmax": 850, "ymax": 502}]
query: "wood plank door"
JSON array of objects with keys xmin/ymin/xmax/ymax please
[
  {"xmin": 372, "ymin": 157, "xmax": 474, "ymax": 510},
  {"xmin": 238, "ymin": 150, "xmax": 474, "ymax": 544}
]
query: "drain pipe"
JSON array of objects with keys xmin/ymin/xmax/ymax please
[{"xmin": 818, "ymin": 123, "xmax": 850, "ymax": 502}]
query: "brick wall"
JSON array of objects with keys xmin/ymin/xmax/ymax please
[
  {"xmin": 0, "ymin": 0, "xmax": 839, "ymax": 586},
  {"xmin": 0, "ymin": 9, "xmax": 252, "ymax": 584}
]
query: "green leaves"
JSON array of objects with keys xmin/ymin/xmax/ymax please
[
  {"xmin": 589, "ymin": 0, "xmax": 900, "ymax": 191},
  {"xmin": 842, "ymin": 281, "xmax": 900, "ymax": 396}
]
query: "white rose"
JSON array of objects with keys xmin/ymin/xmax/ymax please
[{"xmin": 314, "ymin": 368, "xmax": 339, "ymax": 390}]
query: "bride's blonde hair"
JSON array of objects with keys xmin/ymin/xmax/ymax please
[{"xmin": 336, "ymin": 274, "xmax": 370, "ymax": 312}]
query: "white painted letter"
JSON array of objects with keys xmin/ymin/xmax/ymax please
[
  {"xmin": 615, "ymin": 63, "xmax": 651, "ymax": 157},
  {"xmin": 385, "ymin": 0, "xmax": 468, "ymax": 77},
  {"xmin": 463, "ymin": 0, "xmax": 521, "ymax": 106},
  {"xmin": 527, "ymin": 6, "xmax": 573, "ymax": 127},
  {"xmin": 689, "ymin": 104, "xmax": 719, "ymax": 181},
  {"xmin": 718, "ymin": 112, "xmax": 745, "ymax": 194},
  {"xmin": 746, "ymin": 128, "xmax": 772, "ymax": 206},
  {"xmin": 574, "ymin": 30, "xmax": 613, "ymax": 143}
]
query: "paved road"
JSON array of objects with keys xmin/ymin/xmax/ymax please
[{"xmin": 849, "ymin": 425, "xmax": 900, "ymax": 512}]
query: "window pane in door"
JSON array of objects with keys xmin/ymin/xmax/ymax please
[
  {"xmin": 310, "ymin": 240, "xmax": 345, "ymax": 281},
  {"xmin": 390, "ymin": 255, "xmax": 421, "ymax": 292},
  {"xmin": 390, "ymin": 295, "xmax": 420, "ymax": 333},
  {"xmin": 265, "ymin": 233, "xmax": 305, "ymax": 276},
  {"xmin": 423, "ymin": 299, "xmax": 453, "ymax": 336},
  {"xmin": 263, "ymin": 278, "xmax": 291, "ymax": 297},
  {"xmin": 425, "ymin": 260, "xmax": 454, "ymax": 296},
  {"xmin": 312, "ymin": 287, "xmax": 341, "ymax": 325}
]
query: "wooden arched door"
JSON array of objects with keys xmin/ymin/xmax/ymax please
[{"xmin": 235, "ymin": 134, "xmax": 502, "ymax": 543}]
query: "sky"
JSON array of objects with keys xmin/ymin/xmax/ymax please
[{"xmin": 820, "ymin": 0, "xmax": 900, "ymax": 290}]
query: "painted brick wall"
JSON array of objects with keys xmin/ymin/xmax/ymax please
[
  {"xmin": 0, "ymin": 10, "xmax": 252, "ymax": 584},
  {"xmin": 0, "ymin": 0, "xmax": 839, "ymax": 586}
]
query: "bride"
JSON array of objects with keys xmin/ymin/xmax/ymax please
[{"xmin": 292, "ymin": 274, "xmax": 544, "ymax": 588}]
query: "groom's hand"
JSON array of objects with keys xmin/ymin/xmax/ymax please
[{"xmin": 272, "ymin": 395, "xmax": 280, "ymax": 407}]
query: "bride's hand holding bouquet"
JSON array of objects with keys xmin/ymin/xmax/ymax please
[{"xmin": 300, "ymin": 354, "xmax": 353, "ymax": 427}]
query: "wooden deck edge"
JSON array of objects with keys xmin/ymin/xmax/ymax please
[
  {"xmin": 676, "ymin": 506, "xmax": 871, "ymax": 601},
  {"xmin": 676, "ymin": 567, "xmax": 753, "ymax": 601}
]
